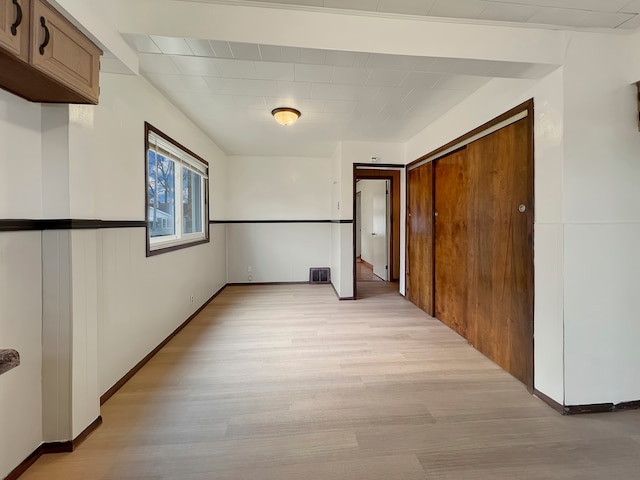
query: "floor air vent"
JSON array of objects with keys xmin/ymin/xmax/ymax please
[{"xmin": 309, "ymin": 268, "xmax": 331, "ymax": 284}]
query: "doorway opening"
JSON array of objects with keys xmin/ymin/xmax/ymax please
[{"xmin": 353, "ymin": 165, "xmax": 402, "ymax": 299}]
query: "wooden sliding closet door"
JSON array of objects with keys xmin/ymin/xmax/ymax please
[
  {"xmin": 466, "ymin": 118, "xmax": 533, "ymax": 387},
  {"xmin": 407, "ymin": 162, "xmax": 434, "ymax": 315},
  {"xmin": 434, "ymin": 148, "xmax": 471, "ymax": 338}
]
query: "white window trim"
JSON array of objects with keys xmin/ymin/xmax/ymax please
[{"xmin": 146, "ymin": 123, "xmax": 209, "ymax": 255}]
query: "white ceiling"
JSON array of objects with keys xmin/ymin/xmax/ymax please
[{"xmin": 116, "ymin": 0, "xmax": 640, "ymax": 156}]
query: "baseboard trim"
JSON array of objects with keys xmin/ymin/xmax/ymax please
[
  {"xmin": 5, "ymin": 416, "xmax": 102, "ymax": 480},
  {"xmin": 330, "ymin": 282, "xmax": 355, "ymax": 301},
  {"xmin": 533, "ymin": 389, "xmax": 564, "ymax": 415},
  {"xmin": 226, "ymin": 281, "xmax": 309, "ymax": 286},
  {"xmin": 99, "ymin": 284, "xmax": 227, "ymax": 405},
  {"xmin": 563, "ymin": 399, "xmax": 640, "ymax": 415}
]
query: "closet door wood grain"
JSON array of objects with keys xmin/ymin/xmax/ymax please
[
  {"xmin": 434, "ymin": 148, "xmax": 471, "ymax": 337},
  {"xmin": 406, "ymin": 162, "xmax": 434, "ymax": 315},
  {"xmin": 466, "ymin": 118, "xmax": 533, "ymax": 388}
]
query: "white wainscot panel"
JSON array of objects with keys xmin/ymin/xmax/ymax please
[{"xmin": 564, "ymin": 222, "xmax": 640, "ymax": 405}]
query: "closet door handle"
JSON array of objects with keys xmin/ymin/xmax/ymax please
[
  {"xmin": 10, "ymin": 0, "xmax": 23, "ymax": 36},
  {"xmin": 39, "ymin": 16, "xmax": 50, "ymax": 55}
]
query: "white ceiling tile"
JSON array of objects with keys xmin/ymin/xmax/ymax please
[
  {"xmin": 230, "ymin": 96, "xmax": 267, "ymax": 109},
  {"xmin": 149, "ymin": 36, "xmax": 193, "ymax": 55},
  {"xmin": 254, "ymin": 62, "xmax": 296, "ymax": 81},
  {"xmin": 366, "ymin": 70, "xmax": 409, "ymax": 87},
  {"xmin": 170, "ymin": 56, "xmax": 221, "ymax": 76},
  {"xmin": 295, "ymin": 64, "xmax": 334, "ymax": 83},
  {"xmin": 617, "ymin": 14, "xmax": 640, "ymax": 28},
  {"xmin": 526, "ymin": 7, "xmax": 587, "ymax": 27},
  {"xmin": 620, "ymin": 0, "xmax": 640, "ymax": 13},
  {"xmin": 428, "ymin": 0, "xmax": 490, "ymax": 19},
  {"xmin": 321, "ymin": 100, "xmax": 358, "ymax": 114},
  {"xmin": 281, "ymin": 47, "xmax": 302, "ymax": 63},
  {"xmin": 300, "ymin": 48, "xmax": 327, "ymax": 65},
  {"xmin": 430, "ymin": 57, "xmax": 499, "ymax": 76},
  {"xmin": 122, "ymin": 34, "xmax": 161, "ymax": 54},
  {"xmin": 146, "ymin": 74, "xmax": 211, "ymax": 93},
  {"xmin": 400, "ymin": 71, "xmax": 443, "ymax": 89},
  {"xmin": 266, "ymin": 0, "xmax": 323, "ymax": 5},
  {"xmin": 486, "ymin": 61, "xmax": 557, "ymax": 79},
  {"xmin": 502, "ymin": 0, "xmax": 629, "ymax": 13},
  {"xmin": 324, "ymin": 0, "xmax": 381, "ymax": 11},
  {"xmin": 577, "ymin": 11, "xmax": 635, "ymax": 28},
  {"xmin": 185, "ymin": 38, "xmax": 216, "ymax": 57},
  {"xmin": 324, "ymin": 50, "xmax": 360, "ymax": 67},
  {"xmin": 330, "ymin": 66, "xmax": 372, "ymax": 85},
  {"xmin": 287, "ymin": 98, "xmax": 325, "ymax": 113},
  {"xmin": 366, "ymin": 53, "xmax": 421, "ymax": 70},
  {"xmin": 352, "ymin": 52, "xmax": 371, "ymax": 68},
  {"xmin": 220, "ymin": 78, "xmax": 280, "ymax": 96},
  {"xmin": 377, "ymin": 0, "xmax": 435, "ymax": 15},
  {"xmin": 209, "ymin": 41, "xmax": 233, "ymax": 58},
  {"xmin": 138, "ymin": 53, "xmax": 180, "ymax": 74},
  {"xmin": 478, "ymin": 3, "xmax": 538, "ymax": 22},
  {"xmin": 212, "ymin": 59, "xmax": 257, "ymax": 79},
  {"xmin": 411, "ymin": 57, "xmax": 439, "ymax": 72},
  {"xmin": 258, "ymin": 45, "xmax": 283, "ymax": 62},
  {"xmin": 229, "ymin": 42, "xmax": 262, "ymax": 60},
  {"xmin": 434, "ymin": 75, "xmax": 490, "ymax": 91},
  {"xmin": 311, "ymin": 83, "xmax": 379, "ymax": 101},
  {"xmin": 277, "ymin": 81, "xmax": 314, "ymax": 97}
]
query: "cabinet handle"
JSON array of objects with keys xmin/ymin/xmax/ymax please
[
  {"xmin": 39, "ymin": 16, "xmax": 50, "ymax": 55},
  {"xmin": 10, "ymin": 0, "xmax": 22, "ymax": 36}
]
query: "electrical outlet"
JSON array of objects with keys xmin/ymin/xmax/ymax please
[
  {"xmin": 247, "ymin": 265, "xmax": 252, "ymax": 273},
  {"xmin": 190, "ymin": 294, "xmax": 194, "ymax": 305}
]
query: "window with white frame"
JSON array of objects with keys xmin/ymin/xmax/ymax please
[{"xmin": 145, "ymin": 123, "xmax": 209, "ymax": 255}]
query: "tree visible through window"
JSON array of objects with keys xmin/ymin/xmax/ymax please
[{"xmin": 145, "ymin": 123, "xmax": 209, "ymax": 255}]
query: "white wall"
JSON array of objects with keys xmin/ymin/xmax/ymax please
[
  {"xmin": 225, "ymin": 155, "xmax": 333, "ymax": 284},
  {"xmin": 561, "ymin": 32, "xmax": 640, "ymax": 405},
  {"xmin": 92, "ymin": 73, "xmax": 228, "ymax": 395},
  {"xmin": 356, "ymin": 180, "xmax": 376, "ymax": 265},
  {"xmin": 0, "ymin": 231, "xmax": 43, "ymax": 478},
  {"xmin": 0, "ymin": 88, "xmax": 43, "ymax": 479},
  {"xmin": 226, "ymin": 155, "xmax": 332, "ymax": 221}
]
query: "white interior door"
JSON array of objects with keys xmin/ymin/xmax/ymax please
[{"xmin": 372, "ymin": 180, "xmax": 389, "ymax": 280}]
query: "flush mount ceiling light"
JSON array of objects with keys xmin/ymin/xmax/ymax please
[{"xmin": 272, "ymin": 107, "xmax": 301, "ymax": 126}]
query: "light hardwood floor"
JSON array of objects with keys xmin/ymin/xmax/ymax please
[{"xmin": 20, "ymin": 284, "xmax": 640, "ymax": 479}]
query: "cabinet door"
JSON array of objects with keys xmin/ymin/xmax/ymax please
[
  {"xmin": 30, "ymin": 0, "xmax": 101, "ymax": 103},
  {"xmin": 0, "ymin": 0, "xmax": 29, "ymax": 59}
]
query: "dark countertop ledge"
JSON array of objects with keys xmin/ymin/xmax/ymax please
[{"xmin": 0, "ymin": 349, "xmax": 20, "ymax": 375}]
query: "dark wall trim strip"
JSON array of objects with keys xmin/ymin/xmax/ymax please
[
  {"xmin": 0, "ymin": 219, "xmax": 146, "ymax": 232},
  {"xmin": 227, "ymin": 281, "xmax": 309, "ymax": 287},
  {"xmin": 354, "ymin": 163, "xmax": 406, "ymax": 169},
  {"xmin": 564, "ymin": 400, "xmax": 640, "ymax": 415},
  {"xmin": 5, "ymin": 416, "xmax": 102, "ymax": 480},
  {"xmin": 534, "ymin": 390, "xmax": 640, "ymax": 416},
  {"xmin": 331, "ymin": 282, "xmax": 355, "ymax": 301},
  {"xmin": 99, "ymin": 284, "xmax": 227, "ymax": 405},
  {"xmin": 533, "ymin": 389, "xmax": 564, "ymax": 415},
  {"xmin": 210, "ymin": 219, "xmax": 353, "ymax": 224}
]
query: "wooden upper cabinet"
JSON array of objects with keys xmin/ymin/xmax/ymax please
[
  {"xmin": 0, "ymin": 0, "xmax": 29, "ymax": 59},
  {"xmin": 0, "ymin": 0, "xmax": 101, "ymax": 104}
]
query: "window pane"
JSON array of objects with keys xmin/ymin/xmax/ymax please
[
  {"xmin": 148, "ymin": 151, "xmax": 176, "ymax": 237},
  {"xmin": 182, "ymin": 169, "xmax": 203, "ymax": 234}
]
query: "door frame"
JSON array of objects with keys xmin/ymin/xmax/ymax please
[{"xmin": 353, "ymin": 164, "xmax": 403, "ymax": 300}]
